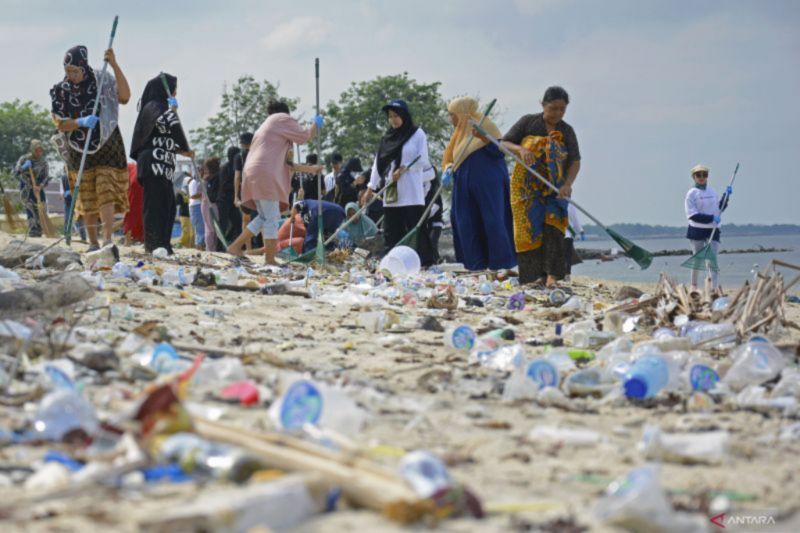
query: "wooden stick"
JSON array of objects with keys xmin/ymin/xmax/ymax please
[{"xmin": 193, "ymin": 418, "xmax": 417, "ymax": 513}]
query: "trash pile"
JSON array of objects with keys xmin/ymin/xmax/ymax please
[{"xmin": 0, "ymin": 236, "xmax": 798, "ymax": 531}]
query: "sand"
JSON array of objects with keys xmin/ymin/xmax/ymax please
[{"xmin": 0, "ymin": 232, "xmax": 798, "ymax": 532}]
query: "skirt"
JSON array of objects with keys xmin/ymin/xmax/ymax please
[{"xmin": 67, "ymin": 127, "xmax": 128, "ymax": 216}]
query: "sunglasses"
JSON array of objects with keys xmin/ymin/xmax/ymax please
[{"xmin": 694, "ymin": 172, "xmax": 708, "ymax": 178}]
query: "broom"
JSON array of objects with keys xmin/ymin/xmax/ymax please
[
  {"xmin": 471, "ymin": 120, "xmax": 654, "ymax": 270},
  {"xmin": 0, "ymin": 181, "xmax": 18, "ymax": 232},
  {"xmin": 28, "ymin": 168, "xmax": 57, "ymax": 237},
  {"xmin": 314, "ymin": 58, "xmax": 324, "ymax": 265},
  {"xmin": 681, "ymin": 162, "xmax": 739, "ymax": 272},
  {"xmin": 393, "ymin": 99, "xmax": 497, "ymax": 251},
  {"xmin": 64, "ymin": 15, "xmax": 119, "ymax": 245}
]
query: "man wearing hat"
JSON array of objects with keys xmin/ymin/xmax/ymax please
[
  {"xmin": 684, "ymin": 163, "xmax": 731, "ymax": 291},
  {"xmin": 14, "ymin": 140, "xmax": 50, "ymax": 237}
]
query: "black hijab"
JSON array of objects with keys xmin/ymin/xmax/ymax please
[
  {"xmin": 375, "ymin": 103, "xmax": 418, "ymax": 179},
  {"xmin": 129, "ymin": 73, "xmax": 178, "ymax": 159}
]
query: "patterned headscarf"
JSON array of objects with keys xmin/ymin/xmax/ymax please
[{"xmin": 50, "ymin": 45, "xmax": 119, "ymax": 156}]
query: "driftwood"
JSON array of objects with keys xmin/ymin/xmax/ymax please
[{"xmin": 649, "ymin": 261, "xmax": 795, "ymax": 340}]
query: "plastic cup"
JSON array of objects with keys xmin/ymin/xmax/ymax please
[
  {"xmin": 379, "ymin": 246, "xmax": 421, "ymax": 277},
  {"xmin": 444, "ymin": 325, "xmax": 477, "ymax": 350}
]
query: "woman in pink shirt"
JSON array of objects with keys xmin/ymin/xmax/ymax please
[{"xmin": 227, "ymin": 100, "xmax": 323, "ymax": 264}]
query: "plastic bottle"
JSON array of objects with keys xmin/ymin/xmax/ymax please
[
  {"xmin": 624, "ymin": 355, "xmax": 670, "ymax": 399},
  {"xmin": 723, "ymin": 336, "xmax": 786, "ymax": 391},
  {"xmin": 474, "ymin": 344, "xmax": 525, "ymax": 371},
  {"xmin": 33, "ymin": 389, "xmax": 99, "ymax": 441},
  {"xmin": 158, "ymin": 432, "xmax": 264, "ymax": 483},
  {"xmin": 152, "ymin": 247, "xmax": 169, "ymax": 258},
  {"xmin": 572, "ymin": 330, "xmax": 617, "ymax": 350},
  {"xmin": 192, "ymin": 357, "xmax": 248, "ymax": 386},
  {"xmin": 682, "ymin": 321, "xmax": 736, "ymax": 346},
  {"xmin": 444, "ymin": 325, "xmax": 477, "ymax": 350},
  {"xmin": 162, "ymin": 267, "xmax": 193, "ymax": 287},
  {"xmin": 149, "ymin": 343, "xmax": 191, "ymax": 375},
  {"xmin": 111, "ymin": 262, "xmax": 132, "ymax": 279}
]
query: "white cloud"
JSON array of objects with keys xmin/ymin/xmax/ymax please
[{"xmin": 261, "ymin": 16, "xmax": 334, "ymax": 52}]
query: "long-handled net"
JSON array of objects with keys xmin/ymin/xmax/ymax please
[
  {"xmin": 681, "ymin": 163, "xmax": 739, "ymax": 272},
  {"xmin": 471, "ymin": 121, "xmax": 653, "ymax": 270}
]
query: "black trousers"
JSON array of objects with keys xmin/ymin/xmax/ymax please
[
  {"xmin": 217, "ymin": 196, "xmax": 242, "ymax": 244},
  {"xmin": 143, "ymin": 177, "xmax": 176, "ymax": 254},
  {"xmin": 383, "ymin": 205, "xmax": 433, "ymax": 265}
]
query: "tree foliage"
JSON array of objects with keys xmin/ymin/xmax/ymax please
[
  {"xmin": 323, "ymin": 73, "xmax": 450, "ymax": 167},
  {"xmin": 190, "ymin": 75, "xmax": 299, "ymax": 158},
  {"xmin": 0, "ymin": 99, "xmax": 54, "ymax": 172}
]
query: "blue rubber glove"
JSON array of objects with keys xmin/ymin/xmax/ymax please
[
  {"xmin": 76, "ymin": 115, "xmax": 99, "ymax": 129},
  {"xmin": 580, "ymin": 232, "xmax": 586, "ymax": 241},
  {"xmin": 20, "ymin": 160, "xmax": 32, "ymax": 171},
  {"xmin": 336, "ymin": 229, "xmax": 350, "ymax": 241},
  {"xmin": 725, "ymin": 185, "xmax": 733, "ymax": 196},
  {"xmin": 713, "ymin": 214, "xmax": 721, "ymax": 225},
  {"xmin": 442, "ymin": 167, "xmax": 454, "ymax": 187},
  {"xmin": 314, "ymin": 114, "xmax": 324, "ymax": 129},
  {"xmin": 167, "ymin": 97, "xmax": 178, "ymax": 108}
]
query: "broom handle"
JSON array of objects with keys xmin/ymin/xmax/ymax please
[
  {"xmin": 470, "ymin": 120, "xmax": 608, "ymax": 231},
  {"xmin": 408, "ymin": 99, "xmax": 497, "ymax": 233},
  {"xmin": 322, "ymin": 156, "xmax": 420, "ymax": 247},
  {"xmin": 27, "ymin": 168, "xmax": 44, "ymax": 210},
  {"xmin": 65, "ymin": 16, "xmax": 119, "ymax": 244},
  {"xmin": 315, "ymin": 58, "xmax": 323, "ymax": 249}
]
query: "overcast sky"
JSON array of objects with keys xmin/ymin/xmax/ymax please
[{"xmin": 2, "ymin": 0, "xmax": 798, "ymax": 225}]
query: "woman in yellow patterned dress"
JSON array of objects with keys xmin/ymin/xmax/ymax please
[{"xmin": 501, "ymin": 86, "xmax": 581, "ymax": 287}]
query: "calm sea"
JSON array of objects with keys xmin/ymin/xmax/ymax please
[{"xmin": 573, "ymin": 233, "xmax": 800, "ymax": 294}]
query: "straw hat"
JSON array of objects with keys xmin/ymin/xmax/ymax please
[{"xmin": 690, "ymin": 164, "xmax": 709, "ymax": 176}]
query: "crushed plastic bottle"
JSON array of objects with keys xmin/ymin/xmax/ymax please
[
  {"xmin": 152, "ymin": 247, "xmax": 169, "ymax": 258},
  {"xmin": 162, "ymin": 267, "xmax": 194, "ymax": 287},
  {"xmin": 399, "ymin": 450, "xmax": 451, "ymax": 498},
  {"xmin": 640, "ymin": 424, "xmax": 729, "ymax": 465},
  {"xmin": 682, "ymin": 321, "xmax": 736, "ymax": 347},
  {"xmin": 473, "ymin": 344, "xmax": 525, "ymax": 371},
  {"xmin": 723, "ymin": 336, "xmax": 786, "ymax": 391},
  {"xmin": 158, "ymin": 432, "xmax": 264, "ymax": 483},
  {"xmin": 571, "ymin": 330, "xmax": 617, "ymax": 350},
  {"xmin": 148, "ymin": 343, "xmax": 191, "ymax": 375},
  {"xmin": 192, "ymin": 357, "xmax": 248, "ymax": 386},
  {"xmin": 33, "ymin": 389, "xmax": 99, "ymax": 441}
]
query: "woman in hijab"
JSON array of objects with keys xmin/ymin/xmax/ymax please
[
  {"xmin": 51, "ymin": 45, "xmax": 131, "ymax": 250},
  {"xmin": 129, "ymin": 73, "xmax": 191, "ymax": 255},
  {"xmin": 201, "ymin": 157, "xmax": 220, "ymax": 252},
  {"xmin": 334, "ymin": 157, "xmax": 364, "ymax": 207},
  {"xmin": 502, "ymin": 86, "xmax": 581, "ymax": 287},
  {"xmin": 227, "ymin": 100, "xmax": 323, "ymax": 264},
  {"xmin": 363, "ymin": 99, "xmax": 433, "ymax": 261},
  {"xmin": 13, "ymin": 140, "xmax": 50, "ymax": 237},
  {"xmin": 343, "ymin": 201, "xmax": 378, "ymax": 246},
  {"xmin": 443, "ymin": 96, "xmax": 516, "ymax": 272},
  {"xmin": 217, "ymin": 146, "xmax": 243, "ymax": 244}
]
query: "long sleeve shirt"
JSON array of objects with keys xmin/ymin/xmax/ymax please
[{"xmin": 367, "ymin": 128, "xmax": 432, "ymax": 207}]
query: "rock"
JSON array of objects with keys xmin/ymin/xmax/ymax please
[
  {"xmin": 615, "ymin": 286, "xmax": 643, "ymax": 301},
  {"xmin": 0, "ymin": 273, "xmax": 94, "ymax": 315},
  {"xmin": 0, "ymin": 240, "xmax": 81, "ymax": 270}
]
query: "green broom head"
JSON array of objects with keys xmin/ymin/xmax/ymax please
[
  {"xmin": 606, "ymin": 228, "xmax": 653, "ymax": 270},
  {"xmin": 681, "ymin": 242, "xmax": 719, "ymax": 272},
  {"xmin": 276, "ymin": 245, "xmax": 300, "ymax": 261}
]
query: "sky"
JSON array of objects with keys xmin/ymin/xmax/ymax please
[{"xmin": 2, "ymin": 0, "xmax": 798, "ymax": 225}]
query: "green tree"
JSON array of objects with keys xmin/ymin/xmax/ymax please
[
  {"xmin": 0, "ymin": 99, "xmax": 54, "ymax": 173},
  {"xmin": 190, "ymin": 75, "xmax": 300, "ymax": 158},
  {"xmin": 323, "ymin": 73, "xmax": 450, "ymax": 167}
]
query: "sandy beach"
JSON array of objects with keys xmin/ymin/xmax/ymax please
[{"xmin": 0, "ymin": 232, "xmax": 798, "ymax": 532}]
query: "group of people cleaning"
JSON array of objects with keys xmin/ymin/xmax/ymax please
[{"xmin": 10, "ymin": 43, "xmax": 729, "ymax": 289}]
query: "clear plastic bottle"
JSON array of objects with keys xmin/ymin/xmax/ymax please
[
  {"xmin": 624, "ymin": 355, "xmax": 669, "ymax": 399},
  {"xmin": 34, "ymin": 389, "xmax": 99, "ymax": 441}
]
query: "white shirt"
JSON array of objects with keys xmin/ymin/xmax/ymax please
[
  {"xmin": 368, "ymin": 128, "xmax": 432, "ymax": 207},
  {"xmin": 324, "ymin": 171, "xmax": 336, "ymax": 193},
  {"xmin": 567, "ymin": 203, "xmax": 583, "ymax": 238},
  {"xmin": 188, "ymin": 179, "xmax": 202, "ymax": 207},
  {"xmin": 685, "ymin": 186, "xmax": 720, "ymax": 229}
]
